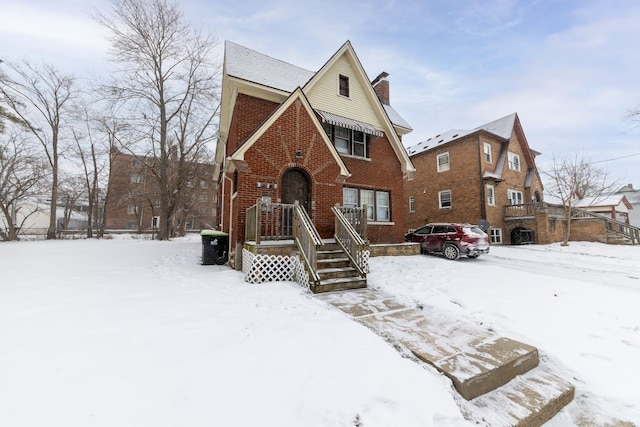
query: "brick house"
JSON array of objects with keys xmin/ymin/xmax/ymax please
[
  {"xmin": 105, "ymin": 150, "xmax": 217, "ymax": 234},
  {"xmin": 404, "ymin": 113, "xmax": 545, "ymax": 245},
  {"xmin": 215, "ymin": 40, "xmax": 415, "ymax": 279}
]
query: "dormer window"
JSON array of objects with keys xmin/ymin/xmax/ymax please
[{"xmin": 339, "ymin": 74, "xmax": 349, "ymax": 97}]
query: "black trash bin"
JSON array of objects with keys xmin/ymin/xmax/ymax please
[{"xmin": 200, "ymin": 230, "xmax": 229, "ymax": 265}]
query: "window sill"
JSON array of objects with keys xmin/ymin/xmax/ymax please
[
  {"xmin": 369, "ymin": 221, "xmax": 395, "ymax": 226},
  {"xmin": 339, "ymin": 154, "xmax": 371, "ymax": 161}
]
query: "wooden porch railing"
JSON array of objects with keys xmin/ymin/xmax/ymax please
[
  {"xmin": 293, "ymin": 202, "xmax": 322, "ymax": 286},
  {"xmin": 332, "ymin": 205, "xmax": 367, "ymax": 277},
  {"xmin": 503, "ymin": 201, "xmax": 640, "ymax": 245},
  {"xmin": 337, "ymin": 205, "xmax": 368, "ymax": 241},
  {"xmin": 571, "ymin": 208, "xmax": 640, "ymax": 245},
  {"xmin": 245, "ymin": 199, "xmax": 295, "ymax": 244}
]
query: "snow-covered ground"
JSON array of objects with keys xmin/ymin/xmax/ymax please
[{"xmin": 1, "ymin": 235, "xmax": 638, "ymax": 426}]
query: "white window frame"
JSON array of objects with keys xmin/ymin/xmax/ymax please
[
  {"xmin": 127, "ymin": 205, "xmax": 136, "ymax": 215},
  {"xmin": 439, "ymin": 190, "xmax": 452, "ymax": 209},
  {"xmin": 508, "ymin": 189, "xmax": 524, "ymax": 205},
  {"xmin": 437, "ymin": 152, "xmax": 450, "ymax": 172},
  {"xmin": 343, "ymin": 187, "xmax": 391, "ymax": 222},
  {"xmin": 486, "ymin": 184, "xmax": 495, "ymax": 206},
  {"xmin": 490, "ymin": 228, "xmax": 502, "ymax": 244},
  {"xmin": 508, "ymin": 152, "xmax": 521, "ymax": 172},
  {"xmin": 484, "ymin": 142, "xmax": 492, "ymax": 163},
  {"xmin": 376, "ymin": 191, "xmax": 390, "ymax": 221},
  {"xmin": 409, "ymin": 195, "xmax": 415, "ymax": 213}
]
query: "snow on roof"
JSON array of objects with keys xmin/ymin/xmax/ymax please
[
  {"xmin": 225, "ymin": 41, "xmax": 314, "ymax": 92},
  {"xmin": 617, "ymin": 186, "xmax": 640, "ymax": 204},
  {"xmin": 406, "ymin": 113, "xmax": 517, "ymax": 157},
  {"xmin": 224, "ymin": 40, "xmax": 411, "ymax": 130},
  {"xmin": 383, "ymin": 104, "xmax": 412, "ymax": 130},
  {"xmin": 574, "ymin": 195, "xmax": 629, "ymax": 208}
]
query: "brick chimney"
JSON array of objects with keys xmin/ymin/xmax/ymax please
[{"xmin": 372, "ymin": 71, "xmax": 390, "ymax": 105}]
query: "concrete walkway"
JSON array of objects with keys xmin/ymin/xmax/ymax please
[{"xmin": 315, "ymin": 288, "xmax": 575, "ymax": 427}]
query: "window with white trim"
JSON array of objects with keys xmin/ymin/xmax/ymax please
[
  {"xmin": 490, "ymin": 228, "xmax": 502, "ymax": 244},
  {"xmin": 343, "ymin": 187, "xmax": 391, "ymax": 222},
  {"xmin": 486, "ymin": 184, "xmax": 495, "ymax": 206},
  {"xmin": 508, "ymin": 152, "xmax": 521, "ymax": 171},
  {"xmin": 409, "ymin": 196, "xmax": 415, "ymax": 213},
  {"xmin": 484, "ymin": 142, "xmax": 493, "ymax": 163},
  {"xmin": 127, "ymin": 205, "xmax": 136, "ymax": 215},
  {"xmin": 508, "ymin": 189, "xmax": 523, "ymax": 205},
  {"xmin": 323, "ymin": 123, "xmax": 369, "ymax": 158},
  {"xmin": 439, "ymin": 190, "xmax": 452, "ymax": 209},
  {"xmin": 437, "ymin": 152, "xmax": 450, "ymax": 172}
]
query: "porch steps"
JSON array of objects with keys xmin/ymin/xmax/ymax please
[
  {"xmin": 310, "ymin": 244, "xmax": 367, "ymax": 293},
  {"xmin": 316, "ymin": 289, "xmax": 575, "ymax": 426}
]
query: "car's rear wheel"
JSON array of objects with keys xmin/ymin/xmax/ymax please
[{"xmin": 442, "ymin": 244, "xmax": 460, "ymax": 260}]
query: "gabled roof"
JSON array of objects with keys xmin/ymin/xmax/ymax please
[
  {"xmin": 406, "ymin": 113, "xmax": 517, "ymax": 156},
  {"xmin": 224, "ymin": 41, "xmax": 314, "ymax": 92},
  {"xmin": 221, "ymin": 40, "xmax": 415, "ymax": 174},
  {"xmin": 229, "ymin": 87, "xmax": 350, "ymax": 180},
  {"xmin": 575, "ymin": 195, "xmax": 633, "ymax": 210}
]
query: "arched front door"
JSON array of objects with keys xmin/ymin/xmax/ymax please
[{"xmin": 281, "ymin": 168, "xmax": 311, "ymax": 213}]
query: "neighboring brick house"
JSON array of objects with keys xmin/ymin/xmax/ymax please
[
  {"xmin": 404, "ymin": 113, "xmax": 544, "ymax": 245},
  {"xmin": 215, "ymin": 41, "xmax": 415, "ymax": 263},
  {"xmin": 105, "ymin": 150, "xmax": 217, "ymax": 233}
]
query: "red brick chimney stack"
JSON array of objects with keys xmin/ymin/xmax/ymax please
[{"xmin": 372, "ymin": 71, "xmax": 390, "ymax": 105}]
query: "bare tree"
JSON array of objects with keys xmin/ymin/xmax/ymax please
[
  {"xmin": 0, "ymin": 131, "xmax": 48, "ymax": 241},
  {"xmin": 543, "ymin": 153, "xmax": 620, "ymax": 246},
  {"xmin": 0, "ymin": 60, "xmax": 78, "ymax": 239},
  {"xmin": 71, "ymin": 107, "xmax": 111, "ymax": 238},
  {"xmin": 94, "ymin": 0, "xmax": 220, "ymax": 240}
]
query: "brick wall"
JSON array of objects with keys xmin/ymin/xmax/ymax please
[
  {"xmin": 405, "ymin": 127, "xmax": 545, "ymax": 245},
  {"xmin": 405, "ymin": 134, "xmax": 483, "ymax": 232},
  {"xmin": 105, "ymin": 151, "xmax": 217, "ymax": 232},
  {"xmin": 222, "ymin": 94, "xmax": 409, "ymax": 250}
]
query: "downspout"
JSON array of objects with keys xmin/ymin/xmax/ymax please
[{"xmin": 477, "ymin": 136, "xmax": 487, "ymax": 221}]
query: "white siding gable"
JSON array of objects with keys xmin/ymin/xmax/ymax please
[{"xmin": 306, "ymin": 55, "xmax": 383, "ymax": 129}]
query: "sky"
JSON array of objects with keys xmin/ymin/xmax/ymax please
[{"xmin": 3, "ymin": 0, "xmax": 640, "ymax": 188}]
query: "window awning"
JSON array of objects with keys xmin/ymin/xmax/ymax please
[{"xmin": 316, "ymin": 110, "xmax": 384, "ymax": 137}]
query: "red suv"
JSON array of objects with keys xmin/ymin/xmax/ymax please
[{"xmin": 404, "ymin": 223, "xmax": 490, "ymax": 260}]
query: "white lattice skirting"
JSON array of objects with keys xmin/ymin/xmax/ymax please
[{"xmin": 242, "ymin": 249, "xmax": 310, "ymax": 289}]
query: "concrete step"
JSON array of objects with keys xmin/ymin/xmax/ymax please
[
  {"xmin": 315, "ymin": 289, "xmax": 575, "ymax": 426},
  {"xmin": 361, "ymin": 309, "xmax": 540, "ymax": 400},
  {"xmin": 311, "ymin": 276, "xmax": 367, "ymax": 293},
  {"xmin": 458, "ymin": 366, "xmax": 575, "ymax": 427}
]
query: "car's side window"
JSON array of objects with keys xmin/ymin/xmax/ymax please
[
  {"xmin": 432, "ymin": 225, "xmax": 446, "ymax": 234},
  {"xmin": 415, "ymin": 226, "xmax": 432, "ymax": 235},
  {"xmin": 447, "ymin": 226, "xmax": 457, "ymax": 233}
]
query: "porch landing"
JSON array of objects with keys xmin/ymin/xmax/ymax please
[{"xmin": 243, "ymin": 240, "xmax": 420, "ymax": 257}]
